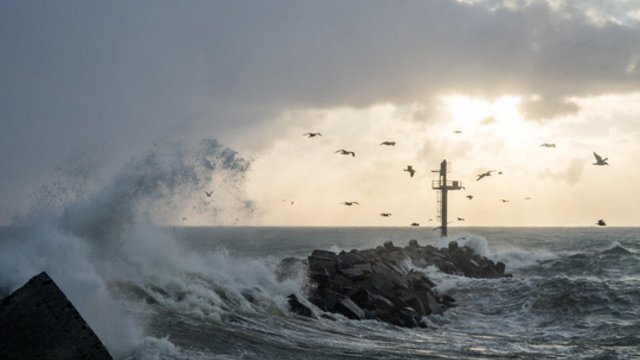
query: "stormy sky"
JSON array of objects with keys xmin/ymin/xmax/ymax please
[{"xmin": 2, "ymin": 0, "xmax": 640, "ymax": 226}]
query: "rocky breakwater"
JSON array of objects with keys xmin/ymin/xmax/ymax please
[{"xmin": 281, "ymin": 239, "xmax": 510, "ymax": 328}]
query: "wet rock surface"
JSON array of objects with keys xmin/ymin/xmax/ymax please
[
  {"xmin": 283, "ymin": 240, "xmax": 510, "ymax": 328},
  {"xmin": 0, "ymin": 272, "xmax": 113, "ymax": 360}
]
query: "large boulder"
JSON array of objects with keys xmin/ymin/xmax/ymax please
[{"xmin": 0, "ymin": 272, "xmax": 113, "ymax": 360}]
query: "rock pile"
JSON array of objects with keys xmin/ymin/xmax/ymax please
[{"xmin": 281, "ymin": 240, "xmax": 510, "ymax": 328}]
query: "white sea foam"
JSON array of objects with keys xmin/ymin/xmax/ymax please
[
  {"xmin": 436, "ymin": 233, "xmax": 557, "ymax": 270},
  {"xmin": 124, "ymin": 337, "xmax": 187, "ymax": 360},
  {"xmin": 0, "ymin": 140, "xmax": 280, "ymax": 358}
]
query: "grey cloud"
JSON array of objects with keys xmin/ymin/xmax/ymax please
[
  {"xmin": 540, "ymin": 158, "xmax": 586, "ymax": 185},
  {"xmin": 1, "ymin": 0, "xmax": 639, "ymax": 219},
  {"xmin": 519, "ymin": 97, "xmax": 580, "ymax": 120}
]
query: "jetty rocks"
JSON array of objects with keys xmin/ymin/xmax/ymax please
[
  {"xmin": 281, "ymin": 240, "xmax": 510, "ymax": 328},
  {"xmin": 0, "ymin": 272, "xmax": 113, "ymax": 360}
]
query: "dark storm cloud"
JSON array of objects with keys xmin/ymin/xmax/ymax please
[{"xmin": 1, "ymin": 0, "xmax": 639, "ymax": 220}]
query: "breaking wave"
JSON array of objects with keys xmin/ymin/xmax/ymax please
[{"xmin": 0, "ymin": 139, "xmax": 267, "ymax": 358}]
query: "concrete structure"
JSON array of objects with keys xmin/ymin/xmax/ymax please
[{"xmin": 0, "ymin": 272, "xmax": 112, "ymax": 360}]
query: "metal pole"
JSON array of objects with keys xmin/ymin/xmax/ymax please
[{"xmin": 441, "ymin": 160, "xmax": 447, "ymax": 237}]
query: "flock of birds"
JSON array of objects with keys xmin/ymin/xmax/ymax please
[
  {"xmin": 193, "ymin": 132, "xmax": 611, "ymax": 228},
  {"xmin": 302, "ymin": 132, "xmax": 611, "ymax": 227}
]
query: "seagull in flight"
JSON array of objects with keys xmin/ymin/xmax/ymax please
[
  {"xmin": 380, "ymin": 141, "xmax": 396, "ymax": 146},
  {"xmin": 205, "ymin": 190, "xmax": 213, "ymax": 197},
  {"xmin": 540, "ymin": 143, "xmax": 556, "ymax": 148},
  {"xmin": 476, "ymin": 170, "xmax": 496, "ymax": 181},
  {"xmin": 410, "ymin": 222, "xmax": 420, "ymax": 227},
  {"xmin": 304, "ymin": 132, "xmax": 322, "ymax": 138},
  {"xmin": 335, "ymin": 149, "xmax": 355, "ymax": 157},
  {"xmin": 466, "ymin": 195, "xmax": 474, "ymax": 200},
  {"xmin": 380, "ymin": 213, "xmax": 392, "ymax": 217},
  {"xmin": 596, "ymin": 219, "xmax": 606, "ymax": 226},
  {"xmin": 457, "ymin": 217, "xmax": 465, "ymax": 221},
  {"xmin": 341, "ymin": 201, "xmax": 359, "ymax": 206},
  {"xmin": 592, "ymin": 152, "xmax": 608, "ymax": 166},
  {"xmin": 500, "ymin": 199, "xmax": 510, "ymax": 203},
  {"xmin": 403, "ymin": 165, "xmax": 416, "ymax": 177}
]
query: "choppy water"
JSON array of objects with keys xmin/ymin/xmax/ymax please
[
  {"xmin": 3, "ymin": 226, "xmax": 638, "ymax": 359},
  {"xmin": 0, "ymin": 145, "xmax": 638, "ymax": 359}
]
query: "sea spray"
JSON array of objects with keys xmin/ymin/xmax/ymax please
[
  {"xmin": 0, "ymin": 139, "xmax": 266, "ymax": 358},
  {"xmin": 440, "ymin": 233, "xmax": 558, "ymax": 271}
]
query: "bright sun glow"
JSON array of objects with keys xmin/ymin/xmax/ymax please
[{"xmin": 443, "ymin": 95, "xmax": 525, "ymax": 140}]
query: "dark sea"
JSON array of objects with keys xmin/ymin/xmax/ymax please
[{"xmin": 1, "ymin": 226, "xmax": 639, "ymax": 359}]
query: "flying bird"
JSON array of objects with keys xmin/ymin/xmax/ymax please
[
  {"xmin": 500, "ymin": 199, "xmax": 510, "ymax": 203},
  {"xmin": 380, "ymin": 213, "xmax": 392, "ymax": 217},
  {"xmin": 380, "ymin": 141, "xmax": 396, "ymax": 146},
  {"xmin": 304, "ymin": 132, "xmax": 322, "ymax": 138},
  {"xmin": 205, "ymin": 190, "xmax": 213, "ymax": 197},
  {"xmin": 457, "ymin": 217, "xmax": 465, "ymax": 221},
  {"xmin": 540, "ymin": 143, "xmax": 556, "ymax": 148},
  {"xmin": 453, "ymin": 130, "xmax": 462, "ymax": 134},
  {"xmin": 476, "ymin": 170, "xmax": 496, "ymax": 181},
  {"xmin": 410, "ymin": 222, "xmax": 420, "ymax": 227},
  {"xmin": 403, "ymin": 165, "xmax": 416, "ymax": 177},
  {"xmin": 592, "ymin": 152, "xmax": 608, "ymax": 166},
  {"xmin": 497, "ymin": 171, "xmax": 503, "ymax": 175},
  {"xmin": 596, "ymin": 219, "xmax": 607, "ymax": 226},
  {"xmin": 466, "ymin": 195, "xmax": 474, "ymax": 200},
  {"xmin": 341, "ymin": 201, "xmax": 359, "ymax": 206},
  {"xmin": 335, "ymin": 149, "xmax": 355, "ymax": 157}
]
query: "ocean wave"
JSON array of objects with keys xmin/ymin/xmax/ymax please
[{"xmin": 0, "ymin": 140, "xmax": 258, "ymax": 358}]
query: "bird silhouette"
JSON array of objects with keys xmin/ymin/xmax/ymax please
[
  {"xmin": 205, "ymin": 190, "xmax": 213, "ymax": 197},
  {"xmin": 457, "ymin": 217, "xmax": 465, "ymax": 221},
  {"xmin": 500, "ymin": 199, "xmax": 510, "ymax": 203},
  {"xmin": 403, "ymin": 165, "xmax": 416, "ymax": 177},
  {"xmin": 592, "ymin": 152, "xmax": 608, "ymax": 166},
  {"xmin": 304, "ymin": 132, "xmax": 322, "ymax": 138},
  {"xmin": 380, "ymin": 213, "xmax": 392, "ymax": 217},
  {"xmin": 410, "ymin": 222, "xmax": 420, "ymax": 227},
  {"xmin": 341, "ymin": 201, "xmax": 359, "ymax": 206},
  {"xmin": 335, "ymin": 149, "xmax": 355, "ymax": 157},
  {"xmin": 466, "ymin": 195, "xmax": 474, "ymax": 200},
  {"xmin": 476, "ymin": 170, "xmax": 496, "ymax": 181},
  {"xmin": 379, "ymin": 141, "xmax": 396, "ymax": 146},
  {"xmin": 540, "ymin": 143, "xmax": 556, "ymax": 148},
  {"xmin": 596, "ymin": 219, "xmax": 606, "ymax": 226}
]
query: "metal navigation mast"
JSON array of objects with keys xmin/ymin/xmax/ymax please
[{"xmin": 431, "ymin": 160, "xmax": 462, "ymax": 237}]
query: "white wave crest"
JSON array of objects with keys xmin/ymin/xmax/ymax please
[{"xmin": 0, "ymin": 140, "xmax": 262, "ymax": 358}]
